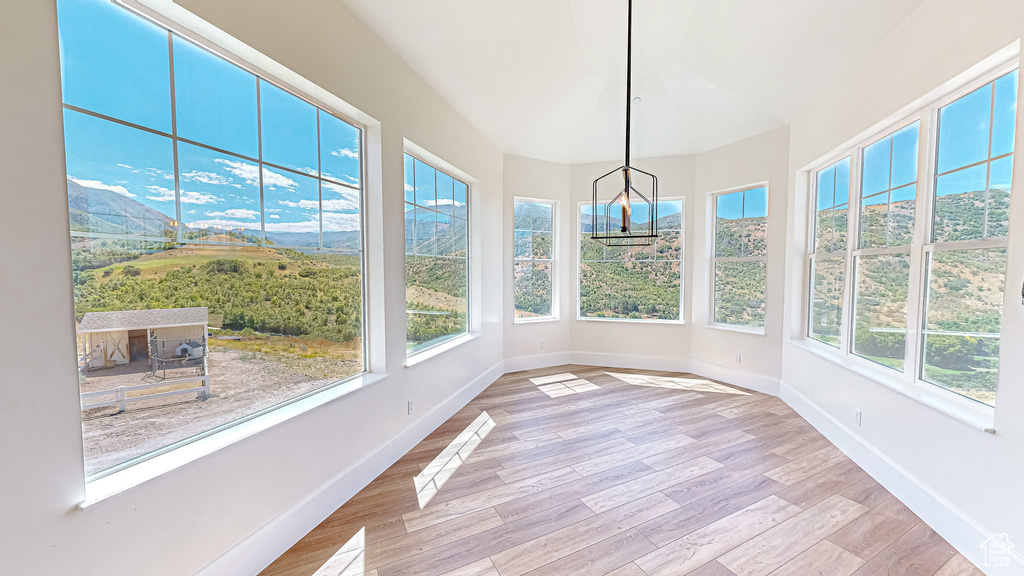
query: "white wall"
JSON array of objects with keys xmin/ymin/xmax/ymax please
[
  {"xmin": 502, "ymin": 156, "xmax": 573, "ymax": 365},
  {"xmin": 781, "ymin": 0, "xmax": 1024, "ymax": 572},
  {"xmin": 690, "ymin": 127, "xmax": 790, "ymax": 390},
  {"xmin": 0, "ymin": 1, "xmax": 505, "ymax": 575}
]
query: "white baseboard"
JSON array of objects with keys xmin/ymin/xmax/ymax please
[
  {"xmin": 568, "ymin": 351, "xmax": 692, "ymax": 373},
  {"xmin": 686, "ymin": 359, "xmax": 780, "ymax": 396},
  {"xmin": 780, "ymin": 382, "xmax": 1024, "ymax": 576},
  {"xmin": 196, "ymin": 360, "xmax": 506, "ymax": 576},
  {"xmin": 504, "ymin": 352, "xmax": 781, "ymax": 397},
  {"xmin": 503, "ymin": 352, "xmax": 574, "ymax": 373}
]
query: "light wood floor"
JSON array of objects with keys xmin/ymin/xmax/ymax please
[{"xmin": 260, "ymin": 365, "xmax": 985, "ymax": 576}]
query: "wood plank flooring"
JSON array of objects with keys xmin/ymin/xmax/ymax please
[{"xmin": 259, "ymin": 365, "xmax": 985, "ymax": 576}]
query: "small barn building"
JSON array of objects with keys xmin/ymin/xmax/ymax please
[{"xmin": 78, "ymin": 307, "xmax": 209, "ymax": 370}]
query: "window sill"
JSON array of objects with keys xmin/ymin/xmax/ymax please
[
  {"xmin": 514, "ymin": 316, "xmax": 559, "ymax": 325},
  {"xmin": 576, "ymin": 317, "xmax": 686, "ymax": 325},
  {"xmin": 79, "ymin": 371, "xmax": 388, "ymax": 509},
  {"xmin": 405, "ymin": 333, "xmax": 478, "ymax": 367},
  {"xmin": 705, "ymin": 322, "xmax": 766, "ymax": 336},
  {"xmin": 790, "ymin": 339, "xmax": 996, "ymax": 433}
]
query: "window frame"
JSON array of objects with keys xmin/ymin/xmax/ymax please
[
  {"xmin": 60, "ymin": 0, "xmax": 372, "ymax": 483},
  {"xmin": 802, "ymin": 58, "xmax": 1019, "ymax": 423},
  {"xmin": 709, "ymin": 182, "xmax": 770, "ymax": 334},
  {"xmin": 513, "ymin": 197, "xmax": 558, "ymax": 323},
  {"xmin": 403, "ymin": 151, "xmax": 472, "ymax": 358},
  {"xmin": 575, "ymin": 198, "xmax": 686, "ymax": 324}
]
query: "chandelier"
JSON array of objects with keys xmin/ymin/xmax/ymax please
[{"xmin": 591, "ymin": 0, "xmax": 658, "ymax": 246}]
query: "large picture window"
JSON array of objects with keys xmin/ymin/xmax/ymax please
[
  {"xmin": 404, "ymin": 154, "xmax": 470, "ymax": 355},
  {"xmin": 578, "ymin": 200, "xmax": 683, "ymax": 321},
  {"xmin": 59, "ymin": 0, "xmax": 365, "ymax": 477},
  {"xmin": 513, "ymin": 200, "xmax": 555, "ymax": 320},
  {"xmin": 806, "ymin": 65, "xmax": 1018, "ymax": 409},
  {"xmin": 712, "ymin": 186, "xmax": 768, "ymax": 329}
]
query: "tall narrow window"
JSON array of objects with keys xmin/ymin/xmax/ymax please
[
  {"xmin": 579, "ymin": 200, "xmax": 683, "ymax": 320},
  {"xmin": 809, "ymin": 160, "xmax": 849, "ymax": 346},
  {"xmin": 712, "ymin": 186, "xmax": 768, "ymax": 328},
  {"xmin": 852, "ymin": 123, "xmax": 919, "ymax": 370},
  {"xmin": 404, "ymin": 154, "xmax": 470, "ymax": 355},
  {"xmin": 59, "ymin": 0, "xmax": 365, "ymax": 477},
  {"xmin": 923, "ymin": 70, "xmax": 1017, "ymax": 406},
  {"xmin": 513, "ymin": 200, "xmax": 555, "ymax": 320}
]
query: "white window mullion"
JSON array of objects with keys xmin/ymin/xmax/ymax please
[
  {"xmin": 839, "ymin": 153, "xmax": 862, "ymax": 356},
  {"xmin": 905, "ymin": 109, "xmax": 936, "ymax": 381}
]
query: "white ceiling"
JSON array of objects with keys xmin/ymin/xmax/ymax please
[{"xmin": 339, "ymin": 0, "xmax": 926, "ymax": 164}]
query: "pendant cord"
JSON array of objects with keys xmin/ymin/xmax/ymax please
[{"xmin": 625, "ymin": 0, "xmax": 632, "ymax": 168}]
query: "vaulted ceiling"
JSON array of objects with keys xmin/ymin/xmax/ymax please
[{"xmin": 339, "ymin": 0, "xmax": 927, "ymax": 164}]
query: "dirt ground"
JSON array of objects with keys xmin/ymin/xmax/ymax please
[{"xmin": 81, "ymin": 346, "xmax": 362, "ymax": 476}]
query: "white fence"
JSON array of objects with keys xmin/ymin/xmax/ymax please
[{"xmin": 81, "ymin": 376, "xmax": 210, "ymax": 413}]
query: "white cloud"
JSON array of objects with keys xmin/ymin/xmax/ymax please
[
  {"xmin": 277, "ymin": 200, "xmax": 319, "ymax": 210},
  {"xmin": 182, "ymin": 170, "xmax": 233, "ymax": 187},
  {"xmin": 182, "ymin": 190, "xmax": 220, "ymax": 205},
  {"xmin": 269, "ymin": 214, "xmax": 280, "ymax": 219},
  {"xmin": 405, "ymin": 183, "xmax": 415, "ymax": 193},
  {"xmin": 324, "ymin": 182, "xmax": 360, "ymax": 210},
  {"xmin": 68, "ymin": 176, "xmax": 136, "ymax": 198},
  {"xmin": 146, "ymin": 186, "xmax": 220, "ymax": 205},
  {"xmin": 322, "ymin": 212, "xmax": 361, "ymax": 232},
  {"xmin": 187, "ymin": 218, "xmax": 259, "ymax": 230},
  {"xmin": 323, "ymin": 199, "xmax": 358, "ymax": 211},
  {"xmin": 427, "ymin": 199, "xmax": 465, "ymax": 207},
  {"xmin": 123, "ymin": 165, "xmax": 174, "ymax": 180},
  {"xmin": 205, "ymin": 208, "xmax": 259, "ymax": 220},
  {"xmin": 215, "ymin": 159, "xmax": 297, "ymax": 190},
  {"xmin": 330, "ymin": 148, "xmax": 359, "ymax": 159},
  {"xmin": 263, "ymin": 212, "xmax": 360, "ymax": 234},
  {"xmin": 145, "ymin": 186, "xmax": 176, "ymax": 202},
  {"xmin": 265, "ymin": 208, "xmax": 282, "ymax": 213},
  {"xmin": 264, "ymin": 220, "xmax": 321, "ymax": 234}
]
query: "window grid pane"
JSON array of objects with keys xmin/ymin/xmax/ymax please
[
  {"xmin": 713, "ymin": 186, "xmax": 768, "ymax": 328},
  {"xmin": 405, "ymin": 154, "xmax": 470, "ymax": 354},
  {"xmin": 922, "ymin": 69, "xmax": 1018, "ymax": 407},
  {"xmin": 514, "ymin": 200, "xmax": 554, "ymax": 320},
  {"xmin": 852, "ymin": 254, "xmax": 910, "ymax": 371}
]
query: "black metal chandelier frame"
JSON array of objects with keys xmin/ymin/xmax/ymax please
[{"xmin": 591, "ymin": 0, "xmax": 659, "ymax": 247}]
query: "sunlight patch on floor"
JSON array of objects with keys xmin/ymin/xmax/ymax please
[
  {"xmin": 311, "ymin": 527, "xmax": 365, "ymax": 576},
  {"xmin": 414, "ymin": 411, "xmax": 495, "ymax": 509},
  {"xmin": 529, "ymin": 373, "xmax": 601, "ymax": 397},
  {"xmin": 606, "ymin": 372, "xmax": 750, "ymax": 395}
]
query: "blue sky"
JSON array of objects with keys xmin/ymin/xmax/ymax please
[
  {"xmin": 58, "ymin": 0, "xmax": 362, "ymax": 237},
  {"xmin": 717, "ymin": 187, "xmax": 768, "ymax": 221},
  {"xmin": 405, "ymin": 155, "xmax": 468, "ymax": 210}
]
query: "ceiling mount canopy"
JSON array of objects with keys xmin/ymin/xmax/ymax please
[{"xmin": 591, "ymin": 0, "xmax": 658, "ymax": 247}]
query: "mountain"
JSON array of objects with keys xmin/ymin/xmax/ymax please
[
  {"xmin": 579, "ymin": 210, "xmax": 682, "ymax": 234},
  {"xmin": 67, "ymin": 179, "xmax": 175, "ymax": 237}
]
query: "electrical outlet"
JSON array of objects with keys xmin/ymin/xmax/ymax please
[
  {"xmin": 408, "ymin": 400, "xmax": 414, "ymax": 415},
  {"xmin": 855, "ymin": 409, "xmax": 863, "ymax": 427},
  {"xmin": 538, "ymin": 341, "xmax": 545, "ymax": 350},
  {"xmin": 735, "ymin": 353, "xmax": 742, "ymax": 364}
]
